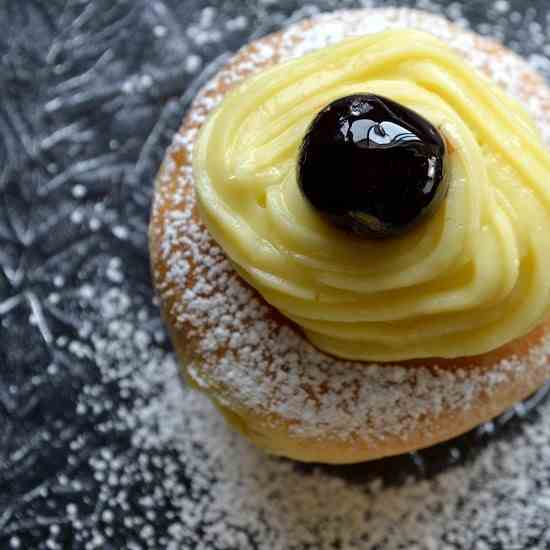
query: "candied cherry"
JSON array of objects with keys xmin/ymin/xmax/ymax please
[{"xmin": 297, "ymin": 94, "xmax": 448, "ymax": 237}]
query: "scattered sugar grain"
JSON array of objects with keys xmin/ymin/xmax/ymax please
[{"xmin": 184, "ymin": 54, "xmax": 202, "ymax": 73}]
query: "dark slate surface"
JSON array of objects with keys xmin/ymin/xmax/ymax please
[{"xmin": 1, "ymin": 1, "xmax": 550, "ymax": 548}]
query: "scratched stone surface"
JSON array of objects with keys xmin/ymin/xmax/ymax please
[{"xmin": 2, "ymin": 1, "xmax": 550, "ymax": 549}]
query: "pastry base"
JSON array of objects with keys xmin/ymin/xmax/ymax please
[{"xmin": 150, "ymin": 8, "xmax": 550, "ymax": 464}]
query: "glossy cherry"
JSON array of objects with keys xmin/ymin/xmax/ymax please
[{"xmin": 297, "ymin": 94, "xmax": 448, "ymax": 238}]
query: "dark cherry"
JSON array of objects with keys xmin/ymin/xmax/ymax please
[{"xmin": 297, "ymin": 94, "xmax": 448, "ymax": 238}]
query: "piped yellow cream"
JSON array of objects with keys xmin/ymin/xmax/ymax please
[{"xmin": 194, "ymin": 30, "xmax": 550, "ymax": 361}]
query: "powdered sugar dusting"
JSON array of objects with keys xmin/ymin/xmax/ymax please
[
  {"xmin": 32, "ymin": 284, "xmax": 550, "ymax": 540},
  {"xmin": 152, "ymin": 8, "xmax": 550, "ymax": 442}
]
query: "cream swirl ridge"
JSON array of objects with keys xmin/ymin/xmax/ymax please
[{"xmin": 194, "ymin": 29, "xmax": 550, "ymax": 361}]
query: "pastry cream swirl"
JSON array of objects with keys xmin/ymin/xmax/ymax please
[{"xmin": 194, "ymin": 30, "xmax": 550, "ymax": 361}]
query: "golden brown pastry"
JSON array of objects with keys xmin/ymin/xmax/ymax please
[{"xmin": 150, "ymin": 8, "xmax": 550, "ymax": 463}]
